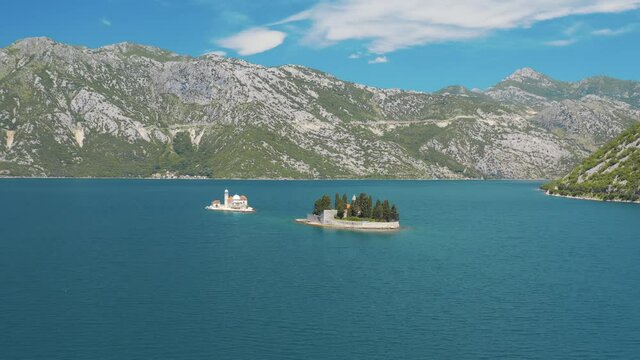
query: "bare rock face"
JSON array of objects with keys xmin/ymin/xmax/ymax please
[
  {"xmin": 0, "ymin": 38, "xmax": 639, "ymax": 179},
  {"xmin": 532, "ymin": 96, "xmax": 640, "ymax": 143}
]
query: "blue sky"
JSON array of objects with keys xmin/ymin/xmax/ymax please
[{"xmin": 1, "ymin": 0, "xmax": 639, "ymax": 92}]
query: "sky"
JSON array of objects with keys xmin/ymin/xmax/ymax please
[{"xmin": 0, "ymin": 0, "xmax": 639, "ymax": 92}]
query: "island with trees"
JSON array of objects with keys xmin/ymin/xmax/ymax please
[{"xmin": 296, "ymin": 193, "xmax": 400, "ymax": 230}]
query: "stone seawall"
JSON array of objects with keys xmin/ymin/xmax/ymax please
[
  {"xmin": 326, "ymin": 219, "xmax": 400, "ymax": 230},
  {"xmin": 298, "ymin": 209, "xmax": 400, "ymax": 230}
]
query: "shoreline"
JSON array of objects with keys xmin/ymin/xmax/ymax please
[
  {"xmin": 295, "ymin": 218, "xmax": 400, "ymax": 231},
  {"xmin": 0, "ymin": 176, "xmax": 549, "ymax": 182},
  {"xmin": 544, "ymin": 191, "xmax": 640, "ymax": 204},
  {"xmin": 205, "ymin": 206, "xmax": 255, "ymax": 213}
]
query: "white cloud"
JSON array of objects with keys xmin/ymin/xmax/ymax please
[
  {"xmin": 546, "ymin": 22, "xmax": 636, "ymax": 47},
  {"xmin": 204, "ymin": 50, "xmax": 227, "ymax": 56},
  {"xmin": 216, "ymin": 27, "xmax": 286, "ymax": 55},
  {"xmin": 100, "ymin": 17, "xmax": 112, "ymax": 27},
  {"xmin": 348, "ymin": 53, "xmax": 361, "ymax": 59},
  {"xmin": 592, "ymin": 23, "xmax": 637, "ymax": 35},
  {"xmin": 275, "ymin": 0, "xmax": 640, "ymax": 53},
  {"xmin": 545, "ymin": 39, "xmax": 576, "ymax": 46},
  {"xmin": 563, "ymin": 22, "xmax": 583, "ymax": 36},
  {"xmin": 368, "ymin": 56, "xmax": 388, "ymax": 64}
]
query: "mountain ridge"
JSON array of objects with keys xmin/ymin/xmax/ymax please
[
  {"xmin": 542, "ymin": 122, "xmax": 640, "ymax": 202},
  {"xmin": 1, "ymin": 37, "xmax": 639, "ymax": 179}
]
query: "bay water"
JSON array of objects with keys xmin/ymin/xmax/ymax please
[{"xmin": 1, "ymin": 179, "xmax": 639, "ymax": 359}]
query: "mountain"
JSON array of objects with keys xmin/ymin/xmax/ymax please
[
  {"xmin": 542, "ymin": 122, "xmax": 640, "ymax": 202},
  {"xmin": 1, "ymin": 38, "xmax": 639, "ymax": 179}
]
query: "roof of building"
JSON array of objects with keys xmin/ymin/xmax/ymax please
[
  {"xmin": 240, "ymin": 195, "xmax": 247, "ymax": 200},
  {"xmin": 232, "ymin": 194, "xmax": 241, "ymax": 200}
]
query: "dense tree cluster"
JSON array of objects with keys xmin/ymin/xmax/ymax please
[
  {"xmin": 312, "ymin": 194, "xmax": 332, "ymax": 215},
  {"xmin": 312, "ymin": 192, "xmax": 399, "ymax": 222},
  {"xmin": 172, "ymin": 131, "xmax": 193, "ymax": 155}
]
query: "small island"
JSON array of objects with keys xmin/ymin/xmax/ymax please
[
  {"xmin": 206, "ymin": 188, "xmax": 255, "ymax": 212},
  {"xmin": 296, "ymin": 193, "xmax": 400, "ymax": 230}
]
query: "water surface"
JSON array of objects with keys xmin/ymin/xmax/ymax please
[{"xmin": 1, "ymin": 180, "xmax": 639, "ymax": 359}]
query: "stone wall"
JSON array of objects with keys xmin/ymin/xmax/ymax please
[
  {"xmin": 319, "ymin": 210, "xmax": 338, "ymax": 224},
  {"xmin": 319, "ymin": 210, "xmax": 400, "ymax": 229}
]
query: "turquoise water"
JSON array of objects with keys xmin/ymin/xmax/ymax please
[{"xmin": 1, "ymin": 179, "xmax": 640, "ymax": 359}]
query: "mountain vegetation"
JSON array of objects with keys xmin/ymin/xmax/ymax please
[
  {"xmin": 542, "ymin": 122, "xmax": 640, "ymax": 202},
  {"xmin": 1, "ymin": 37, "xmax": 639, "ymax": 179}
]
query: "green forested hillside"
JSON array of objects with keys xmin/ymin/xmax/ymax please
[{"xmin": 542, "ymin": 122, "xmax": 640, "ymax": 202}]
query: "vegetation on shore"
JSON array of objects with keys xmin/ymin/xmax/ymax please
[
  {"xmin": 541, "ymin": 122, "xmax": 640, "ymax": 202},
  {"xmin": 312, "ymin": 193, "xmax": 399, "ymax": 222}
]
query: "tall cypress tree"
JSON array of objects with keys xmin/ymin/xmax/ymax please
[
  {"xmin": 364, "ymin": 195, "xmax": 373, "ymax": 219},
  {"xmin": 373, "ymin": 200, "xmax": 383, "ymax": 220},
  {"xmin": 357, "ymin": 193, "xmax": 367, "ymax": 218},
  {"xmin": 335, "ymin": 193, "xmax": 345, "ymax": 218},
  {"xmin": 382, "ymin": 200, "xmax": 391, "ymax": 222},
  {"xmin": 390, "ymin": 204, "xmax": 399, "ymax": 221}
]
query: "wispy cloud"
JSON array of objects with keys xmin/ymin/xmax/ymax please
[
  {"xmin": 100, "ymin": 17, "xmax": 112, "ymax": 27},
  {"xmin": 592, "ymin": 23, "xmax": 637, "ymax": 36},
  {"xmin": 368, "ymin": 56, "xmax": 388, "ymax": 64},
  {"xmin": 544, "ymin": 21, "xmax": 637, "ymax": 47},
  {"xmin": 220, "ymin": 11, "xmax": 250, "ymax": 25},
  {"xmin": 563, "ymin": 22, "xmax": 583, "ymax": 36},
  {"xmin": 216, "ymin": 27, "xmax": 286, "ymax": 55},
  {"xmin": 221, "ymin": 0, "xmax": 640, "ymax": 55},
  {"xmin": 348, "ymin": 53, "xmax": 361, "ymax": 59},
  {"xmin": 545, "ymin": 39, "xmax": 576, "ymax": 47},
  {"xmin": 203, "ymin": 50, "xmax": 227, "ymax": 56}
]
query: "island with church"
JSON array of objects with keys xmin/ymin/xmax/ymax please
[
  {"xmin": 296, "ymin": 193, "xmax": 400, "ymax": 230},
  {"xmin": 206, "ymin": 188, "xmax": 255, "ymax": 213}
]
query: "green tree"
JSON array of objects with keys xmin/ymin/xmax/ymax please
[
  {"xmin": 362, "ymin": 195, "xmax": 372, "ymax": 218},
  {"xmin": 313, "ymin": 194, "xmax": 332, "ymax": 215},
  {"xmin": 373, "ymin": 200, "xmax": 383, "ymax": 220},
  {"xmin": 382, "ymin": 200, "xmax": 391, "ymax": 222},
  {"xmin": 390, "ymin": 204, "xmax": 399, "ymax": 221},
  {"xmin": 173, "ymin": 131, "xmax": 193, "ymax": 155},
  {"xmin": 335, "ymin": 193, "xmax": 346, "ymax": 218},
  {"xmin": 357, "ymin": 193, "xmax": 368, "ymax": 218},
  {"xmin": 351, "ymin": 194, "xmax": 362, "ymax": 217}
]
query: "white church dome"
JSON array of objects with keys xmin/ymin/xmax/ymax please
[{"xmin": 232, "ymin": 194, "xmax": 241, "ymax": 200}]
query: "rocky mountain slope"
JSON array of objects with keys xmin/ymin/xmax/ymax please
[
  {"xmin": 1, "ymin": 37, "xmax": 639, "ymax": 178},
  {"xmin": 542, "ymin": 122, "xmax": 640, "ymax": 202}
]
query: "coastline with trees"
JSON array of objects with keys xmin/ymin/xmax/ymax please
[
  {"xmin": 313, "ymin": 193, "xmax": 400, "ymax": 222},
  {"xmin": 298, "ymin": 192, "xmax": 400, "ymax": 230}
]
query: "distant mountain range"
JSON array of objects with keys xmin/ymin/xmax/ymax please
[
  {"xmin": 1, "ymin": 37, "xmax": 639, "ymax": 178},
  {"xmin": 543, "ymin": 122, "xmax": 639, "ymax": 202}
]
